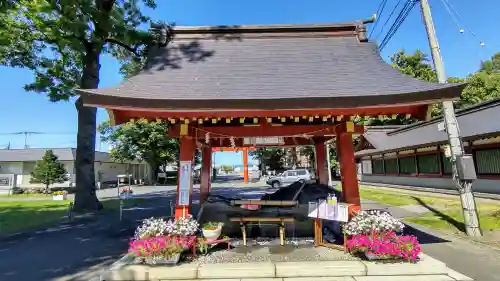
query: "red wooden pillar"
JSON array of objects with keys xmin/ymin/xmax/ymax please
[
  {"xmin": 315, "ymin": 139, "xmax": 328, "ymax": 185},
  {"xmin": 200, "ymin": 145, "xmax": 212, "ymax": 204},
  {"xmin": 175, "ymin": 136, "xmax": 196, "ymax": 219},
  {"xmin": 243, "ymin": 148, "xmax": 249, "ymax": 184},
  {"xmin": 336, "ymin": 122, "xmax": 361, "ymax": 206}
]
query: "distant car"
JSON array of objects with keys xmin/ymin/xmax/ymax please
[{"xmin": 266, "ymin": 169, "xmax": 314, "ymax": 188}]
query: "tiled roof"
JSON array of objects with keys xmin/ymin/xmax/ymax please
[
  {"xmin": 80, "ymin": 21, "xmax": 464, "ymax": 111},
  {"xmin": 0, "ymin": 148, "xmax": 131, "ymax": 163},
  {"xmin": 356, "ymin": 98, "xmax": 500, "ymax": 157}
]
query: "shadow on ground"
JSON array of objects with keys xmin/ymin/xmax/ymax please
[
  {"xmin": 402, "ymin": 223, "xmax": 450, "ymax": 244},
  {"xmin": 0, "ymin": 186, "xmax": 272, "ymax": 281},
  {"xmin": 0, "ymin": 185, "xmax": 455, "ymax": 281},
  {"xmin": 0, "ymin": 192, "xmax": 181, "ymax": 281},
  {"xmin": 412, "ymin": 196, "xmax": 466, "ymax": 233}
]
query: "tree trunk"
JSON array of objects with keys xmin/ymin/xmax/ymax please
[
  {"xmin": 151, "ymin": 163, "xmax": 161, "ymax": 184},
  {"xmin": 72, "ymin": 47, "xmax": 102, "ymax": 212}
]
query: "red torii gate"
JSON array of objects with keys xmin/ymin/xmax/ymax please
[{"xmin": 211, "ymin": 147, "xmax": 256, "ymax": 184}]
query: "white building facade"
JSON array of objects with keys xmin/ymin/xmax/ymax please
[{"xmin": 0, "ymin": 148, "xmax": 149, "ymax": 194}]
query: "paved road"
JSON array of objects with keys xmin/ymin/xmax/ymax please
[
  {"xmin": 0, "ymin": 185, "xmax": 276, "ymax": 281},
  {"xmin": 1, "ymin": 184, "xmax": 500, "ymax": 281}
]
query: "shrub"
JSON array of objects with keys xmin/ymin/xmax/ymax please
[
  {"xmin": 202, "ymin": 221, "xmax": 219, "ymax": 230},
  {"xmin": 52, "ymin": 191, "xmax": 67, "ymax": 196}
]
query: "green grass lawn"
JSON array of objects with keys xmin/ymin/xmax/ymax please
[
  {"xmin": 0, "ymin": 193, "xmax": 52, "ymax": 198},
  {"xmin": 360, "ymin": 186, "xmax": 500, "ymax": 233},
  {"xmin": 0, "ymin": 198, "xmax": 148, "ymax": 236}
]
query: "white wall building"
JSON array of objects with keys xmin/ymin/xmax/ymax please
[{"xmin": 0, "ymin": 148, "xmax": 149, "ymax": 194}]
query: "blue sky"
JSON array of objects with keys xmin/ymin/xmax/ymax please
[{"xmin": 0, "ymin": 0, "xmax": 496, "ymax": 165}]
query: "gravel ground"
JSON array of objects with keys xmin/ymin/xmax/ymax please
[{"xmin": 193, "ymin": 245, "xmax": 358, "ymax": 263}]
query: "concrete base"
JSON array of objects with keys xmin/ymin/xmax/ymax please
[{"xmin": 100, "ymin": 253, "xmax": 473, "ymax": 281}]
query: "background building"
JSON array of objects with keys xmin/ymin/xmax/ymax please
[
  {"xmin": 355, "ymin": 99, "xmax": 500, "ymax": 194},
  {"xmin": 0, "ymin": 148, "xmax": 148, "ymax": 194}
]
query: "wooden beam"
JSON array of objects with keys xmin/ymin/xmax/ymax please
[
  {"xmin": 111, "ymin": 105, "xmax": 424, "ymax": 125},
  {"xmin": 170, "ymin": 123, "xmax": 363, "ymax": 138}
]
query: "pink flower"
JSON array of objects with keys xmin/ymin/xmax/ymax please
[
  {"xmin": 128, "ymin": 235, "xmax": 198, "ymax": 259},
  {"xmin": 346, "ymin": 231, "xmax": 421, "ymax": 262}
]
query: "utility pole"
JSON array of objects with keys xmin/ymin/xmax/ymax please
[{"xmin": 420, "ymin": 0, "xmax": 482, "ymax": 237}]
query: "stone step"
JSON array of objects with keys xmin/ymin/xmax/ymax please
[{"xmin": 100, "ymin": 253, "xmax": 473, "ymax": 281}]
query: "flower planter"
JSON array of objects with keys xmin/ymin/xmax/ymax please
[
  {"xmin": 52, "ymin": 194, "xmax": 67, "ymax": 201},
  {"xmin": 120, "ymin": 193, "xmax": 132, "ymax": 198},
  {"xmin": 202, "ymin": 225, "xmax": 222, "ymax": 242},
  {"xmin": 144, "ymin": 253, "xmax": 181, "ymax": 266},
  {"xmin": 364, "ymin": 252, "xmax": 394, "ymax": 261}
]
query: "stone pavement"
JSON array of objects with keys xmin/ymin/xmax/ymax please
[
  {"xmin": 2, "ymin": 185, "xmax": 499, "ymax": 281},
  {"xmin": 0, "ymin": 189, "xmax": 183, "ymax": 281},
  {"xmin": 362, "ymin": 198, "xmax": 500, "ymax": 281},
  {"xmin": 101, "ymin": 253, "xmax": 472, "ymax": 281}
]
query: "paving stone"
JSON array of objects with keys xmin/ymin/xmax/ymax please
[
  {"xmin": 241, "ymin": 279, "xmax": 283, "ymax": 281},
  {"xmin": 148, "ymin": 263, "xmax": 199, "ymax": 280},
  {"xmin": 284, "ymin": 277, "xmax": 356, "ymax": 281},
  {"xmin": 275, "ymin": 261, "xmax": 366, "ymax": 278},
  {"xmin": 353, "ymin": 276, "xmax": 455, "ymax": 281},
  {"xmin": 447, "ymin": 269, "xmax": 474, "ymax": 281},
  {"xmin": 101, "ymin": 265, "xmax": 149, "ymax": 281},
  {"xmin": 160, "ymin": 278, "xmax": 241, "ymax": 281},
  {"xmin": 362, "ymin": 254, "xmax": 448, "ymax": 276},
  {"xmin": 197, "ymin": 262, "xmax": 276, "ymax": 279}
]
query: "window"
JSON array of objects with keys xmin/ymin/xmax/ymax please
[
  {"xmin": 287, "ymin": 171, "xmax": 297, "ymax": 177},
  {"xmin": 296, "ymin": 170, "xmax": 307, "ymax": 175},
  {"xmin": 384, "ymin": 158, "xmax": 398, "ymax": 174},
  {"xmin": 441, "ymin": 153, "xmax": 453, "ymax": 174},
  {"xmin": 399, "ymin": 156, "xmax": 416, "ymax": 174},
  {"xmin": 372, "ymin": 159, "xmax": 384, "ymax": 174},
  {"xmin": 417, "ymin": 154, "xmax": 440, "ymax": 174},
  {"xmin": 475, "ymin": 148, "xmax": 500, "ymax": 175}
]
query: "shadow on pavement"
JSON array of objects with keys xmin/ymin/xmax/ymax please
[{"xmin": 403, "ymin": 223, "xmax": 450, "ymax": 244}]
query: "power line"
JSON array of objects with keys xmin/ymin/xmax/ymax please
[
  {"xmin": 379, "ymin": 0, "xmax": 418, "ymax": 52},
  {"xmin": 0, "ymin": 131, "xmax": 76, "ymax": 135},
  {"xmin": 439, "ymin": 0, "xmax": 485, "ymax": 47},
  {"xmin": 369, "ymin": 0, "xmax": 389, "ymax": 38},
  {"xmin": 373, "ymin": 0, "xmax": 405, "ymax": 41}
]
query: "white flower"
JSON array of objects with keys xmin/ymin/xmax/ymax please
[
  {"xmin": 343, "ymin": 210, "xmax": 404, "ymax": 236},
  {"xmin": 165, "ymin": 215, "xmax": 199, "ymax": 236},
  {"xmin": 134, "ymin": 217, "xmax": 169, "ymax": 240}
]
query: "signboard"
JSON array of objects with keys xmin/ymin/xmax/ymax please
[
  {"xmin": 178, "ymin": 161, "xmax": 192, "ymax": 206},
  {"xmin": 308, "ymin": 200, "xmax": 348, "ymax": 222},
  {"xmin": 0, "ymin": 176, "xmax": 11, "ymax": 186},
  {"xmin": 243, "ymin": 137, "xmax": 285, "ymax": 146}
]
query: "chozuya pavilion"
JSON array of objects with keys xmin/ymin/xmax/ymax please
[{"xmin": 79, "ymin": 19, "xmax": 464, "ymax": 219}]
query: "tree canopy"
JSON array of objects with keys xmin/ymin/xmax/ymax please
[
  {"xmin": 249, "ymin": 148, "xmax": 286, "ymax": 171},
  {"xmin": 30, "ymin": 150, "xmax": 69, "ymax": 193},
  {"xmin": 384, "ymin": 49, "xmax": 500, "ymax": 119},
  {"xmin": 99, "ymin": 118, "xmax": 178, "ymax": 182},
  {"xmin": 0, "ymin": 0, "xmax": 158, "ymax": 211}
]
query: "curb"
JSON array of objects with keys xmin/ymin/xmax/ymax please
[
  {"xmin": 96, "ymin": 253, "xmax": 135, "ymax": 281},
  {"xmin": 109, "ymin": 253, "xmax": 136, "ymax": 270},
  {"xmin": 361, "ymin": 182, "xmax": 500, "ymax": 201}
]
